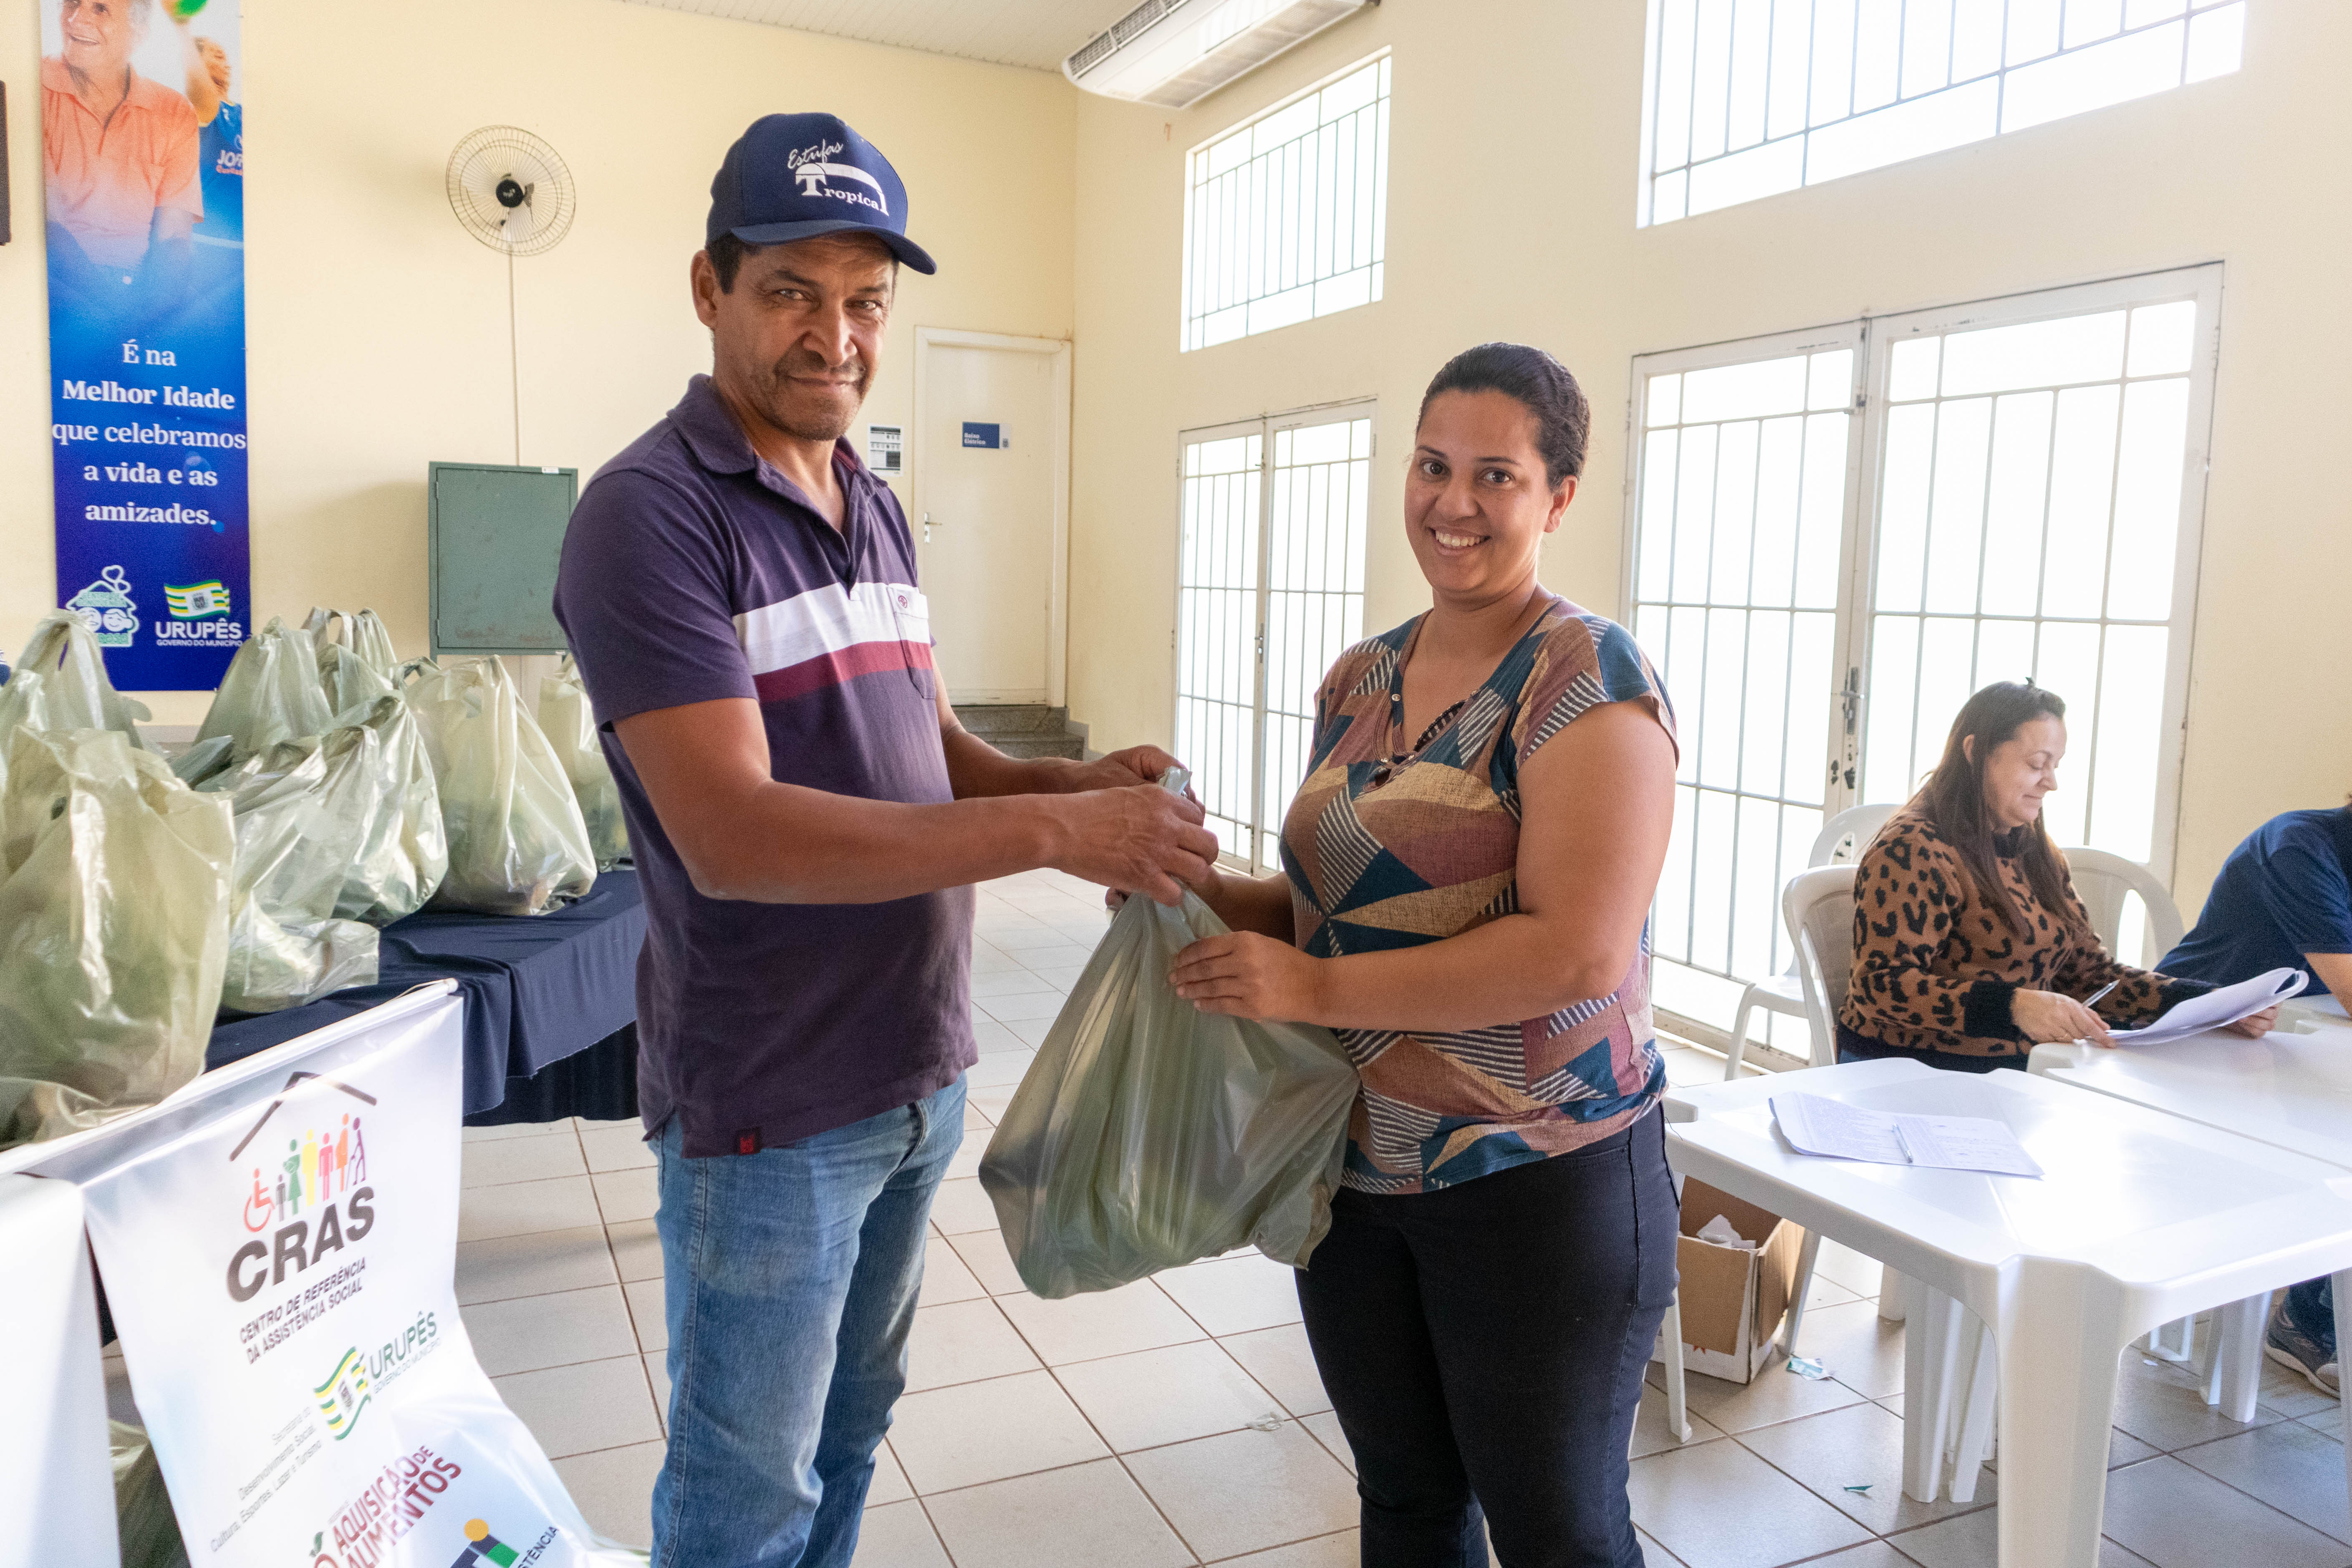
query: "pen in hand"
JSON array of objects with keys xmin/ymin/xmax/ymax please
[{"xmin": 2076, "ymin": 978, "xmax": 2121, "ymax": 1046}]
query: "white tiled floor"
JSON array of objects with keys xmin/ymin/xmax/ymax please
[{"xmin": 436, "ymin": 869, "xmax": 2352, "ymax": 1568}]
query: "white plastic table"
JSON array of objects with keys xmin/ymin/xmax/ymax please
[
  {"xmin": 1663, "ymin": 1058, "xmax": 2352, "ymax": 1568},
  {"xmin": 2032, "ymin": 1022, "xmax": 2352, "ymax": 1521}
]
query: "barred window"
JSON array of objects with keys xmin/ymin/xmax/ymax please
[
  {"xmin": 1640, "ymin": 0, "xmax": 2246, "ymax": 226},
  {"xmin": 1182, "ymin": 54, "xmax": 1390, "ymax": 351}
]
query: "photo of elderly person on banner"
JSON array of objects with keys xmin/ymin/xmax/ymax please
[{"xmin": 40, "ymin": 0, "xmax": 244, "ymax": 331}]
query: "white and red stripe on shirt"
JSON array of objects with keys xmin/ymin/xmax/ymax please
[{"xmin": 735, "ymin": 581, "xmax": 935, "ymax": 704}]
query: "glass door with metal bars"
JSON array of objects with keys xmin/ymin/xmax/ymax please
[
  {"xmin": 1628, "ymin": 265, "xmax": 2220, "ymax": 1054},
  {"xmin": 1176, "ymin": 404, "xmax": 1375, "ymax": 873}
]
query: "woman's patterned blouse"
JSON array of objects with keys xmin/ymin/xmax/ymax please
[
  {"xmin": 1279, "ymin": 596, "xmax": 1678, "ymax": 1194},
  {"xmin": 1839, "ymin": 804, "xmax": 2208, "ymax": 1060}
]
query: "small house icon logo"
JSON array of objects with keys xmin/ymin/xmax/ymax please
[{"xmin": 67, "ymin": 565, "xmax": 138, "ymax": 648}]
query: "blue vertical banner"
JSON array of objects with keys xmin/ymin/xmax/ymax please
[{"xmin": 40, "ymin": 0, "xmax": 248, "ymax": 689}]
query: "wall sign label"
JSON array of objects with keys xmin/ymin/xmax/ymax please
[{"xmin": 960, "ymin": 422, "xmax": 1004, "ymax": 449}]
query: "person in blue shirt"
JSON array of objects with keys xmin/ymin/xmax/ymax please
[
  {"xmin": 186, "ymin": 35, "xmax": 242, "ymax": 247},
  {"xmin": 2162, "ymin": 803, "xmax": 2352, "ymax": 1396}
]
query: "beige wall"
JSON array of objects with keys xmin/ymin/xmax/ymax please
[
  {"xmin": 5, "ymin": 0, "xmax": 2342, "ymax": 913},
  {"xmin": 0, "ymin": 0, "xmax": 1074, "ymax": 721},
  {"xmin": 1065, "ymin": 0, "xmax": 2352, "ymax": 915}
]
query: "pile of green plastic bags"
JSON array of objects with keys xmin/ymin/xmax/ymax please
[{"xmin": 0, "ymin": 605, "xmax": 630, "ymax": 1150}]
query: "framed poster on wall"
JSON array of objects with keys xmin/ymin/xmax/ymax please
[{"xmin": 40, "ymin": 0, "xmax": 249, "ymax": 689}]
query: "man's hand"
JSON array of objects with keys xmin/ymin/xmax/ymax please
[
  {"xmin": 1168, "ymin": 931, "xmax": 1325, "ymax": 1022},
  {"xmin": 1053, "ymin": 783, "xmax": 1219, "ymax": 906},
  {"xmin": 1059, "ymin": 744, "xmax": 1190, "ymax": 795}
]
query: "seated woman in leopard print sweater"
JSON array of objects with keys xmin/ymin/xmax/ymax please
[{"xmin": 1837, "ymin": 681, "xmax": 2276, "ymax": 1072}]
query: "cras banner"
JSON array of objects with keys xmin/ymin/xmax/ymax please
[
  {"xmin": 40, "ymin": 0, "xmax": 251, "ymax": 690},
  {"xmin": 62, "ymin": 991, "xmax": 645, "ymax": 1568}
]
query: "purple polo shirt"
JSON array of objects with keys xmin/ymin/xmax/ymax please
[{"xmin": 553, "ymin": 376, "xmax": 975, "ymax": 1157}]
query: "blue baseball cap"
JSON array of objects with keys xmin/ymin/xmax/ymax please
[{"xmin": 707, "ymin": 113, "xmax": 937, "ymax": 275}]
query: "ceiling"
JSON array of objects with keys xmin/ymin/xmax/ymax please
[{"xmin": 615, "ymin": 0, "xmax": 1145, "ymax": 72}]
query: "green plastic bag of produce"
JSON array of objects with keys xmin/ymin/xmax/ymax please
[
  {"xmin": 0, "ymin": 729, "xmax": 234, "ymax": 1149},
  {"xmin": 201, "ymin": 719, "xmax": 384, "ymax": 1013},
  {"xmin": 407, "ymin": 656, "xmax": 596, "ymax": 915},
  {"xmin": 0, "ymin": 611, "xmax": 152, "ymax": 798},
  {"xmin": 109, "ymin": 1422, "xmax": 189, "ymax": 1568},
  {"xmin": 319, "ymin": 638, "xmax": 399, "ymax": 719},
  {"xmin": 541, "ymin": 655, "xmax": 629, "ymax": 870},
  {"xmin": 302, "ymin": 605, "xmax": 399, "ymax": 675},
  {"xmin": 979, "ymin": 775, "xmax": 1358, "ymax": 1298},
  {"xmin": 195, "ymin": 617, "xmax": 336, "ymax": 761},
  {"xmin": 332, "ymin": 692, "xmax": 447, "ymax": 924}
]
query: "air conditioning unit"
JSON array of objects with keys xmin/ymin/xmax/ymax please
[{"xmin": 1064, "ymin": 0, "xmax": 1375, "ymax": 110}]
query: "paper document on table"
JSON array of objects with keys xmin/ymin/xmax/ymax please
[
  {"xmin": 1771, "ymin": 1093, "xmax": 2044, "ymax": 1177},
  {"xmin": 2108, "ymin": 966, "xmax": 2307, "ymax": 1046}
]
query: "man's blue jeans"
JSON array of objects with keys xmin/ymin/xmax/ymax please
[{"xmin": 649, "ymin": 1076, "xmax": 964, "ymax": 1568}]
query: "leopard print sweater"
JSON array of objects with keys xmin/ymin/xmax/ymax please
[{"xmin": 1837, "ymin": 805, "xmax": 2208, "ymax": 1060}]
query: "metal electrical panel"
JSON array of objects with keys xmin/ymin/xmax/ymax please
[{"xmin": 427, "ymin": 461, "xmax": 577, "ymax": 655}]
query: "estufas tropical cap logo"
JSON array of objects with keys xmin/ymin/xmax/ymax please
[{"xmin": 788, "ymin": 137, "xmax": 890, "ymax": 215}]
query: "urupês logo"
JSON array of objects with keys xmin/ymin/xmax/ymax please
[
  {"xmin": 226, "ymin": 1073, "xmax": 380, "ymax": 1305},
  {"xmin": 314, "ymin": 1347, "xmax": 373, "ymax": 1441}
]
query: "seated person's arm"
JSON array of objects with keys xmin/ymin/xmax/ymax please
[
  {"xmin": 2306, "ymin": 952, "xmax": 2352, "ymax": 1015},
  {"xmin": 1167, "ymin": 699, "xmax": 1676, "ymax": 1030},
  {"xmin": 2250, "ymin": 830, "xmax": 2352, "ymax": 1015},
  {"xmin": 614, "ymin": 696, "xmax": 1214, "ymax": 906}
]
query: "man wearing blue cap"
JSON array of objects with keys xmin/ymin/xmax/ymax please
[{"xmin": 555, "ymin": 114, "xmax": 1216, "ymax": 1567}]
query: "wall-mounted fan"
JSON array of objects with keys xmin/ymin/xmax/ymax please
[
  {"xmin": 447, "ymin": 125, "xmax": 575, "ymax": 256},
  {"xmin": 446, "ymin": 126, "xmax": 577, "ymax": 462}
]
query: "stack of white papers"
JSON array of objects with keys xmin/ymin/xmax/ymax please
[
  {"xmin": 1771, "ymin": 1093, "xmax": 2044, "ymax": 1177},
  {"xmin": 2107, "ymin": 967, "xmax": 2307, "ymax": 1046}
]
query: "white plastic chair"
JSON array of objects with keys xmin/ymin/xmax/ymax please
[
  {"xmin": 2060, "ymin": 846, "xmax": 2186, "ymax": 965},
  {"xmin": 1721, "ymin": 805, "xmax": 1897, "ymax": 1080},
  {"xmin": 1775, "ymin": 866, "xmax": 1999, "ymax": 1496},
  {"xmin": 1774, "ymin": 866, "xmax": 1861, "ymax": 1355}
]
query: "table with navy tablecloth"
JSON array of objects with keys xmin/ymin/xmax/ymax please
[{"xmin": 205, "ymin": 869, "xmax": 647, "ymax": 1125}]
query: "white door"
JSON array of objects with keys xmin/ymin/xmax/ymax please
[
  {"xmin": 914, "ymin": 331, "xmax": 1070, "ymax": 704},
  {"xmin": 1176, "ymin": 404, "xmax": 1373, "ymax": 871}
]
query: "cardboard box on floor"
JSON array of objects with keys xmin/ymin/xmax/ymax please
[{"xmin": 1664, "ymin": 1178, "xmax": 1805, "ymax": 1383}]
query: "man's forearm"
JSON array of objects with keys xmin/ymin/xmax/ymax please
[
  {"xmin": 674, "ymin": 778, "xmax": 1071, "ymax": 904},
  {"xmin": 942, "ymin": 727, "xmax": 1096, "ymax": 800}
]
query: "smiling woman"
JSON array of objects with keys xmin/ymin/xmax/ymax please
[
  {"xmin": 1171, "ymin": 342, "xmax": 1683, "ymax": 1565},
  {"xmin": 1837, "ymin": 679, "xmax": 2274, "ymax": 1072}
]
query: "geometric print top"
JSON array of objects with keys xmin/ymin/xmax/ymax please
[{"xmin": 1279, "ymin": 594, "xmax": 1680, "ymax": 1193}]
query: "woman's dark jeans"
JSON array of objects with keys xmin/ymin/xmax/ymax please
[{"xmin": 1294, "ymin": 1110, "xmax": 1678, "ymax": 1568}]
